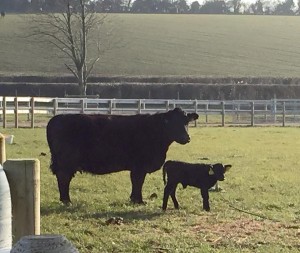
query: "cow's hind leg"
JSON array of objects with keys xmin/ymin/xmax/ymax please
[
  {"xmin": 130, "ymin": 171, "xmax": 146, "ymax": 204},
  {"xmin": 56, "ymin": 170, "xmax": 74, "ymax": 205}
]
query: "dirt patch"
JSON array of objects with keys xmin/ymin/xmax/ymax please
[{"xmin": 193, "ymin": 218, "xmax": 300, "ymax": 249}]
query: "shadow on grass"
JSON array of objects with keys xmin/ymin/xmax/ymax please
[{"xmin": 41, "ymin": 200, "xmax": 164, "ymax": 222}]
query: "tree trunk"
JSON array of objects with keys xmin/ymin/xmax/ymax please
[{"xmin": 78, "ymin": 69, "xmax": 87, "ymax": 96}]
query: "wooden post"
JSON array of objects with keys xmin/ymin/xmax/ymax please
[
  {"xmin": 251, "ymin": 101, "xmax": 255, "ymax": 126},
  {"xmin": 205, "ymin": 103, "xmax": 208, "ymax": 124},
  {"xmin": 138, "ymin": 99, "xmax": 142, "ymax": 114},
  {"xmin": 3, "ymin": 159, "xmax": 40, "ymax": 244},
  {"xmin": 3, "ymin": 96, "xmax": 6, "ymax": 128},
  {"xmin": 282, "ymin": 102, "xmax": 286, "ymax": 127},
  {"xmin": 194, "ymin": 100, "xmax": 198, "ymax": 127},
  {"xmin": 264, "ymin": 104, "xmax": 268, "ymax": 122},
  {"xmin": 0, "ymin": 134, "xmax": 6, "ymax": 165},
  {"xmin": 165, "ymin": 100, "xmax": 170, "ymax": 111},
  {"xmin": 236, "ymin": 104, "xmax": 240, "ymax": 121},
  {"xmin": 221, "ymin": 101, "xmax": 225, "ymax": 127},
  {"xmin": 80, "ymin": 99, "xmax": 85, "ymax": 114},
  {"xmin": 273, "ymin": 98, "xmax": 277, "ymax": 123},
  {"xmin": 14, "ymin": 97, "xmax": 18, "ymax": 129},
  {"xmin": 53, "ymin": 98, "xmax": 58, "ymax": 116},
  {"xmin": 109, "ymin": 99, "xmax": 113, "ymax": 114},
  {"xmin": 31, "ymin": 97, "xmax": 35, "ymax": 129}
]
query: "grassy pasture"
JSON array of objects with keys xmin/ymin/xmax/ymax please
[
  {"xmin": 2, "ymin": 126, "xmax": 300, "ymax": 252},
  {"xmin": 1, "ymin": 14, "xmax": 300, "ymax": 77}
]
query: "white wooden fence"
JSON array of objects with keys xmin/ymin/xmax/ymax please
[{"xmin": 1, "ymin": 96, "xmax": 300, "ymax": 128}]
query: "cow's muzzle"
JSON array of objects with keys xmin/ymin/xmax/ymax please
[{"xmin": 177, "ymin": 135, "xmax": 190, "ymax": 144}]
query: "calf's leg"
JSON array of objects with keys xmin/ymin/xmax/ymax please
[
  {"xmin": 200, "ymin": 188, "xmax": 210, "ymax": 211},
  {"xmin": 162, "ymin": 183, "xmax": 176, "ymax": 211},
  {"xmin": 130, "ymin": 171, "xmax": 146, "ymax": 204},
  {"xmin": 170, "ymin": 187, "xmax": 179, "ymax": 209}
]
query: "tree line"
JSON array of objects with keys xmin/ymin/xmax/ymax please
[{"xmin": 0, "ymin": 0, "xmax": 299, "ymax": 15}]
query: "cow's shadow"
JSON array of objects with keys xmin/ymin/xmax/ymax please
[{"xmin": 41, "ymin": 200, "xmax": 164, "ymax": 222}]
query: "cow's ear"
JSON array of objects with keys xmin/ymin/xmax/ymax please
[
  {"xmin": 224, "ymin": 164, "xmax": 232, "ymax": 172},
  {"xmin": 187, "ymin": 113, "xmax": 199, "ymax": 122}
]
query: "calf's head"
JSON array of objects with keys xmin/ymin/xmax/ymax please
[
  {"xmin": 164, "ymin": 108, "xmax": 199, "ymax": 144},
  {"xmin": 209, "ymin": 163, "xmax": 232, "ymax": 181}
]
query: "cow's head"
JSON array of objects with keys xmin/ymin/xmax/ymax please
[
  {"xmin": 164, "ymin": 108, "xmax": 199, "ymax": 144},
  {"xmin": 209, "ymin": 163, "xmax": 232, "ymax": 181}
]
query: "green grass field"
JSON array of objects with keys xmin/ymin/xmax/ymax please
[
  {"xmin": 2, "ymin": 126, "xmax": 300, "ymax": 252},
  {"xmin": 1, "ymin": 14, "xmax": 300, "ymax": 78}
]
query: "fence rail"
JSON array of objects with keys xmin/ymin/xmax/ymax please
[{"xmin": 1, "ymin": 96, "xmax": 300, "ymax": 128}]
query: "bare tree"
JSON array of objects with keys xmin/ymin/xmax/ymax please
[
  {"xmin": 30, "ymin": 0, "xmax": 107, "ymax": 95},
  {"xmin": 228, "ymin": 0, "xmax": 242, "ymax": 13}
]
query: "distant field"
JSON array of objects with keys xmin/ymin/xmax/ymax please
[
  {"xmin": 2, "ymin": 127, "xmax": 300, "ymax": 252},
  {"xmin": 1, "ymin": 14, "xmax": 300, "ymax": 78}
]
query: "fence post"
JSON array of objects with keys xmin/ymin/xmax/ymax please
[
  {"xmin": 251, "ymin": 101, "xmax": 255, "ymax": 126},
  {"xmin": 0, "ymin": 134, "xmax": 6, "ymax": 165},
  {"xmin": 14, "ymin": 97, "xmax": 18, "ymax": 129},
  {"xmin": 2, "ymin": 97, "xmax": 6, "ymax": 128},
  {"xmin": 282, "ymin": 102, "xmax": 286, "ymax": 127},
  {"xmin": 53, "ymin": 98, "xmax": 58, "ymax": 116},
  {"xmin": 109, "ymin": 99, "xmax": 113, "ymax": 114},
  {"xmin": 138, "ymin": 99, "xmax": 142, "ymax": 114},
  {"xmin": 165, "ymin": 100, "xmax": 170, "ymax": 111},
  {"xmin": 80, "ymin": 99, "xmax": 85, "ymax": 114},
  {"xmin": 31, "ymin": 97, "xmax": 35, "ymax": 128},
  {"xmin": 3, "ymin": 159, "xmax": 40, "ymax": 245},
  {"xmin": 264, "ymin": 104, "xmax": 268, "ymax": 122},
  {"xmin": 236, "ymin": 104, "xmax": 240, "ymax": 122},
  {"xmin": 221, "ymin": 101, "xmax": 225, "ymax": 127},
  {"xmin": 194, "ymin": 99, "xmax": 198, "ymax": 127},
  {"xmin": 273, "ymin": 98, "xmax": 277, "ymax": 123},
  {"xmin": 205, "ymin": 103, "xmax": 208, "ymax": 124}
]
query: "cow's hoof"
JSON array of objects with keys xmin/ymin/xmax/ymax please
[
  {"xmin": 130, "ymin": 199, "xmax": 147, "ymax": 205},
  {"xmin": 61, "ymin": 200, "xmax": 72, "ymax": 206}
]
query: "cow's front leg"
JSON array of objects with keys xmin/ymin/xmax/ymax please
[
  {"xmin": 56, "ymin": 170, "xmax": 73, "ymax": 205},
  {"xmin": 130, "ymin": 170, "xmax": 146, "ymax": 204},
  {"xmin": 200, "ymin": 188, "xmax": 210, "ymax": 211}
]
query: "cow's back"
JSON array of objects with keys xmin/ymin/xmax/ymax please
[{"xmin": 47, "ymin": 113, "xmax": 169, "ymax": 175}]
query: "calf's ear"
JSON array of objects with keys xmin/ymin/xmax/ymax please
[{"xmin": 224, "ymin": 164, "xmax": 232, "ymax": 172}]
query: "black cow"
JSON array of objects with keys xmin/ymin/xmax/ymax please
[
  {"xmin": 162, "ymin": 161, "xmax": 231, "ymax": 211},
  {"xmin": 46, "ymin": 108, "xmax": 198, "ymax": 205},
  {"xmin": 0, "ymin": 11, "xmax": 5, "ymax": 18}
]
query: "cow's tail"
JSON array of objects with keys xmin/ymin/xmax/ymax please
[{"xmin": 162, "ymin": 162, "xmax": 168, "ymax": 185}]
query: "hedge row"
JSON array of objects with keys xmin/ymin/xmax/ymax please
[{"xmin": 1, "ymin": 82, "xmax": 300, "ymax": 100}]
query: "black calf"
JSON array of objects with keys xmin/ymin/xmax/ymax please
[{"xmin": 162, "ymin": 161, "xmax": 231, "ymax": 211}]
